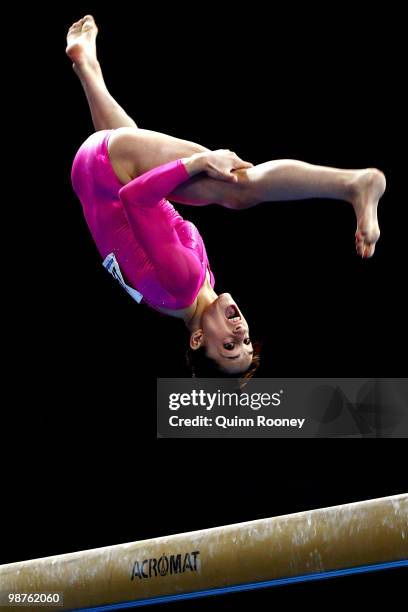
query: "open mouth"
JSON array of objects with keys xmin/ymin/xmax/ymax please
[{"xmin": 225, "ymin": 304, "xmax": 241, "ymax": 323}]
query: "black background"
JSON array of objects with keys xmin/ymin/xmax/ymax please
[{"xmin": 3, "ymin": 4, "xmax": 407, "ymax": 609}]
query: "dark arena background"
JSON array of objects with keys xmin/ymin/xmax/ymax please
[{"xmin": 3, "ymin": 4, "xmax": 407, "ymax": 611}]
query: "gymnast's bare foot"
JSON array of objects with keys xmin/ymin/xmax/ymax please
[
  {"xmin": 66, "ymin": 15, "xmax": 99, "ymax": 74},
  {"xmin": 349, "ymin": 168, "xmax": 386, "ymax": 258}
]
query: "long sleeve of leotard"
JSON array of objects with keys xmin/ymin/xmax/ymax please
[
  {"xmin": 119, "ymin": 159, "xmax": 191, "ymax": 206},
  {"xmin": 118, "ymin": 160, "xmax": 204, "ymax": 307}
]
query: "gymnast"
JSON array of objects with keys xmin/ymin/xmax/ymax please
[{"xmin": 67, "ymin": 15, "xmax": 386, "ymax": 377}]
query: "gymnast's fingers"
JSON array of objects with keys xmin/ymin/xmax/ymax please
[
  {"xmin": 216, "ymin": 170, "xmax": 238, "ymax": 182},
  {"xmin": 218, "ymin": 169, "xmax": 239, "ymax": 182},
  {"xmin": 232, "ymin": 154, "xmax": 254, "ymax": 169}
]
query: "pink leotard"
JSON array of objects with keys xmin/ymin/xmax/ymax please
[{"xmin": 71, "ymin": 130, "xmax": 215, "ymax": 311}]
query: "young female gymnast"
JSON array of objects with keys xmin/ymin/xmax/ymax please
[{"xmin": 67, "ymin": 15, "xmax": 386, "ymax": 377}]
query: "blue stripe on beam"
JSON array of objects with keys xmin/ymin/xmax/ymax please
[{"xmin": 74, "ymin": 560, "xmax": 408, "ymax": 612}]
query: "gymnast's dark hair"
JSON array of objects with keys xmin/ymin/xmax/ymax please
[{"xmin": 186, "ymin": 341, "xmax": 262, "ymax": 380}]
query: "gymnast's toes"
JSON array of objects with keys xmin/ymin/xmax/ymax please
[
  {"xmin": 355, "ymin": 232, "xmax": 377, "ymax": 258},
  {"xmin": 66, "ymin": 15, "xmax": 99, "ymax": 66},
  {"xmin": 81, "ymin": 15, "xmax": 97, "ymax": 31}
]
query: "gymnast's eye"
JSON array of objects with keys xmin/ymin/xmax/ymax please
[
  {"xmin": 223, "ymin": 343, "xmax": 235, "ymax": 350},
  {"xmin": 244, "ymin": 338, "xmax": 251, "ymax": 345}
]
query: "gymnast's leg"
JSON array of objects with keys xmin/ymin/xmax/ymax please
[
  {"xmin": 66, "ymin": 16, "xmax": 385, "ymax": 257},
  {"xmin": 66, "ymin": 16, "xmax": 137, "ymax": 130}
]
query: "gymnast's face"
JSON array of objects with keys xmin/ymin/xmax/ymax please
[{"xmin": 192, "ymin": 293, "xmax": 253, "ymax": 374}]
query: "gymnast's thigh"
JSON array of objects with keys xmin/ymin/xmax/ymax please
[{"xmin": 108, "ymin": 127, "xmax": 210, "ymax": 179}]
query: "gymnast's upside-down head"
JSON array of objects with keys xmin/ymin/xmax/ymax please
[{"xmin": 186, "ymin": 293, "xmax": 261, "ymax": 378}]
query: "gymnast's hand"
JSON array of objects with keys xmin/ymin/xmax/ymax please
[{"xmin": 183, "ymin": 150, "xmax": 254, "ymax": 182}]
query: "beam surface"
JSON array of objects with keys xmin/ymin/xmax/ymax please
[{"xmin": 1, "ymin": 495, "xmax": 407, "ymax": 611}]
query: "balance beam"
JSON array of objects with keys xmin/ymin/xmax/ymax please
[{"xmin": 1, "ymin": 495, "xmax": 407, "ymax": 611}]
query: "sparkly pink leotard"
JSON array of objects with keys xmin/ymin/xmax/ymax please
[{"xmin": 71, "ymin": 130, "xmax": 215, "ymax": 311}]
